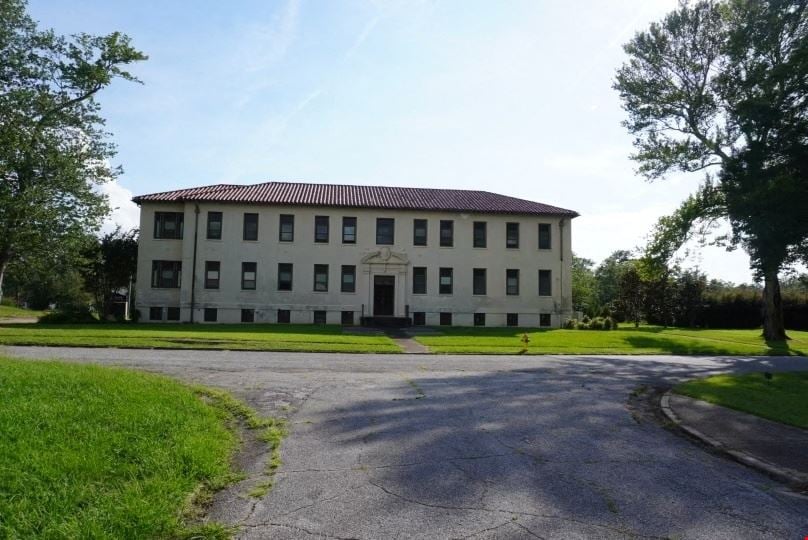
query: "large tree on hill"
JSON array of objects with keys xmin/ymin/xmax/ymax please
[
  {"xmin": 614, "ymin": 0, "xmax": 808, "ymax": 340},
  {"xmin": 0, "ymin": 0, "xmax": 146, "ymax": 303}
]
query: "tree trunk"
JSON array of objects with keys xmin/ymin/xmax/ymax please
[
  {"xmin": 762, "ymin": 270, "xmax": 788, "ymax": 341},
  {"xmin": 0, "ymin": 256, "xmax": 9, "ymax": 305}
]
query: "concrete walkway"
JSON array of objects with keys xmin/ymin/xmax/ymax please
[{"xmin": 664, "ymin": 393, "xmax": 808, "ymax": 486}]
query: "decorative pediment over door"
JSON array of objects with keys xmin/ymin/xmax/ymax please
[{"xmin": 361, "ymin": 247, "xmax": 409, "ymax": 265}]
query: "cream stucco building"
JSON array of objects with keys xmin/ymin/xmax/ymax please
[{"xmin": 133, "ymin": 182, "xmax": 578, "ymax": 327}]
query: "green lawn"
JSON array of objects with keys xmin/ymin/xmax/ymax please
[
  {"xmin": 675, "ymin": 372, "xmax": 808, "ymax": 428},
  {"xmin": 415, "ymin": 326, "xmax": 808, "ymax": 355},
  {"xmin": 0, "ymin": 357, "xmax": 250, "ymax": 538},
  {"xmin": 0, "ymin": 323, "xmax": 401, "ymax": 353},
  {"xmin": 0, "ymin": 304, "xmax": 46, "ymax": 319}
]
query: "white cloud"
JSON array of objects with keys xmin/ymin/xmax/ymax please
[{"xmin": 99, "ymin": 180, "xmax": 139, "ymax": 234}]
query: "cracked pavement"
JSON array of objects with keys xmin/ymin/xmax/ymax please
[{"xmin": 4, "ymin": 346, "xmax": 808, "ymax": 539}]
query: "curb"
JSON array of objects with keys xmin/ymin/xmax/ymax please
[{"xmin": 660, "ymin": 391, "xmax": 808, "ymax": 488}]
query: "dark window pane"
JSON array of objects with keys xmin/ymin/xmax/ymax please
[
  {"xmin": 473, "ymin": 221, "xmax": 487, "ymax": 248},
  {"xmin": 539, "ymin": 270, "xmax": 552, "ymax": 296},
  {"xmin": 439, "ymin": 267, "xmax": 453, "ymax": 295},
  {"xmin": 506, "ymin": 269, "xmax": 519, "ymax": 295},
  {"xmin": 149, "ymin": 307, "xmax": 163, "ymax": 321},
  {"xmin": 506, "ymin": 222, "xmax": 519, "ymax": 249},
  {"xmin": 439, "ymin": 220, "xmax": 453, "ymax": 247},
  {"xmin": 205, "ymin": 261, "xmax": 220, "ymax": 289},
  {"xmin": 413, "ymin": 312, "xmax": 426, "ymax": 326},
  {"xmin": 241, "ymin": 309, "xmax": 255, "ymax": 323},
  {"xmin": 154, "ymin": 212, "xmax": 184, "ymax": 239},
  {"xmin": 342, "ymin": 217, "xmax": 357, "ymax": 243},
  {"xmin": 315, "ymin": 216, "xmax": 329, "ymax": 243},
  {"xmin": 313, "ymin": 310, "xmax": 327, "ymax": 324},
  {"xmin": 413, "ymin": 267, "xmax": 427, "ymax": 294},
  {"xmin": 243, "ymin": 213, "xmax": 259, "ymax": 241},
  {"xmin": 166, "ymin": 307, "xmax": 180, "ymax": 321},
  {"xmin": 151, "ymin": 260, "xmax": 182, "ymax": 288},
  {"xmin": 278, "ymin": 263, "xmax": 293, "ymax": 291},
  {"xmin": 413, "ymin": 219, "xmax": 427, "ymax": 246},
  {"xmin": 439, "ymin": 312, "xmax": 452, "ymax": 326},
  {"xmin": 203, "ymin": 308, "xmax": 217, "ymax": 322},
  {"xmin": 539, "ymin": 223, "xmax": 551, "ymax": 250},
  {"xmin": 474, "ymin": 313, "xmax": 486, "ymax": 326},
  {"xmin": 473, "ymin": 268, "xmax": 486, "ymax": 295},
  {"xmin": 540, "ymin": 313, "xmax": 551, "ymax": 327},
  {"xmin": 206, "ymin": 211, "xmax": 222, "ymax": 239},
  {"xmin": 279, "ymin": 214, "xmax": 294, "ymax": 242},
  {"xmin": 314, "ymin": 264, "xmax": 329, "ymax": 292},
  {"xmin": 376, "ymin": 218, "xmax": 395, "ymax": 245},
  {"xmin": 341, "ymin": 311, "xmax": 354, "ymax": 325},
  {"xmin": 341, "ymin": 265, "xmax": 356, "ymax": 293},
  {"xmin": 507, "ymin": 313, "xmax": 518, "ymax": 327},
  {"xmin": 277, "ymin": 309, "xmax": 290, "ymax": 323},
  {"xmin": 242, "ymin": 262, "xmax": 257, "ymax": 290}
]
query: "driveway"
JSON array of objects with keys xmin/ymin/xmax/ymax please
[{"xmin": 4, "ymin": 347, "xmax": 808, "ymax": 539}]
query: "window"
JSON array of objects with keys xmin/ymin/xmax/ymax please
[
  {"xmin": 206, "ymin": 211, "xmax": 222, "ymax": 240},
  {"xmin": 538, "ymin": 223, "xmax": 551, "ymax": 250},
  {"xmin": 474, "ymin": 313, "xmax": 486, "ymax": 327},
  {"xmin": 314, "ymin": 216, "xmax": 329, "ymax": 243},
  {"xmin": 278, "ymin": 263, "xmax": 293, "ymax": 291},
  {"xmin": 204, "ymin": 261, "xmax": 220, "ymax": 289},
  {"xmin": 439, "ymin": 267, "xmax": 453, "ymax": 295},
  {"xmin": 204, "ymin": 308, "xmax": 217, "ymax": 322},
  {"xmin": 440, "ymin": 312, "xmax": 452, "ymax": 326},
  {"xmin": 166, "ymin": 307, "xmax": 180, "ymax": 321},
  {"xmin": 413, "ymin": 219, "xmax": 427, "ymax": 246},
  {"xmin": 342, "ymin": 217, "xmax": 357, "ymax": 244},
  {"xmin": 277, "ymin": 309, "xmax": 290, "ymax": 323},
  {"xmin": 341, "ymin": 265, "xmax": 356, "ymax": 293},
  {"xmin": 154, "ymin": 212, "xmax": 184, "ymax": 239},
  {"xmin": 279, "ymin": 214, "xmax": 294, "ymax": 242},
  {"xmin": 439, "ymin": 220, "xmax": 454, "ymax": 247},
  {"xmin": 149, "ymin": 307, "xmax": 163, "ymax": 321},
  {"xmin": 376, "ymin": 218, "xmax": 394, "ymax": 245},
  {"xmin": 473, "ymin": 268, "xmax": 487, "ymax": 295},
  {"xmin": 412, "ymin": 267, "xmax": 427, "ymax": 294},
  {"xmin": 539, "ymin": 270, "xmax": 552, "ymax": 296},
  {"xmin": 314, "ymin": 264, "xmax": 329, "ymax": 292},
  {"xmin": 242, "ymin": 262, "xmax": 257, "ymax": 290},
  {"xmin": 313, "ymin": 310, "xmax": 327, "ymax": 324},
  {"xmin": 241, "ymin": 309, "xmax": 255, "ymax": 323},
  {"xmin": 473, "ymin": 221, "xmax": 487, "ymax": 248},
  {"xmin": 540, "ymin": 313, "xmax": 552, "ymax": 327},
  {"xmin": 506, "ymin": 222, "xmax": 520, "ymax": 248},
  {"xmin": 341, "ymin": 311, "xmax": 354, "ymax": 325},
  {"xmin": 413, "ymin": 312, "xmax": 426, "ymax": 326},
  {"xmin": 243, "ymin": 213, "xmax": 259, "ymax": 241},
  {"xmin": 151, "ymin": 261, "xmax": 182, "ymax": 288},
  {"xmin": 506, "ymin": 269, "xmax": 519, "ymax": 295},
  {"xmin": 507, "ymin": 313, "xmax": 519, "ymax": 327}
]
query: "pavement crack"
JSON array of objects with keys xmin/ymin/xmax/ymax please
[
  {"xmin": 514, "ymin": 522, "xmax": 546, "ymax": 539},
  {"xmin": 242, "ymin": 521, "xmax": 362, "ymax": 539},
  {"xmin": 450, "ymin": 520, "xmax": 512, "ymax": 539}
]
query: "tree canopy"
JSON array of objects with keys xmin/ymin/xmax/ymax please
[
  {"xmin": 0, "ymin": 0, "xmax": 146, "ymax": 302},
  {"xmin": 614, "ymin": 0, "xmax": 808, "ymax": 340}
]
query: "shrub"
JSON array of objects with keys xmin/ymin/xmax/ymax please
[
  {"xmin": 38, "ymin": 304, "xmax": 99, "ymax": 324},
  {"xmin": 566, "ymin": 316, "xmax": 615, "ymax": 330}
]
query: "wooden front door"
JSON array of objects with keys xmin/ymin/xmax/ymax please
[{"xmin": 373, "ymin": 276, "xmax": 395, "ymax": 316}]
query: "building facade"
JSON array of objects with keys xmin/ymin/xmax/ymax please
[{"xmin": 133, "ymin": 182, "xmax": 578, "ymax": 327}]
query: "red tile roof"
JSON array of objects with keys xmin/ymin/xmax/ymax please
[{"xmin": 132, "ymin": 181, "xmax": 578, "ymax": 217}]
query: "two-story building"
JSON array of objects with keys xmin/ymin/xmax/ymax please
[{"xmin": 132, "ymin": 181, "xmax": 578, "ymax": 327}]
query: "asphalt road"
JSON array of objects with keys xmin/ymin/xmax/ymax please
[{"xmin": 5, "ymin": 346, "xmax": 808, "ymax": 539}]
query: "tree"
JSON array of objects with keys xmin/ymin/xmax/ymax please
[
  {"xmin": 594, "ymin": 250, "xmax": 633, "ymax": 310},
  {"xmin": 0, "ymin": 0, "xmax": 146, "ymax": 303},
  {"xmin": 614, "ymin": 0, "xmax": 808, "ymax": 340},
  {"xmin": 84, "ymin": 227, "xmax": 138, "ymax": 319},
  {"xmin": 616, "ymin": 262, "xmax": 646, "ymax": 328},
  {"xmin": 571, "ymin": 254, "xmax": 599, "ymax": 315}
]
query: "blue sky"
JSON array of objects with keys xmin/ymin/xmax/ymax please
[{"xmin": 30, "ymin": 0, "xmax": 757, "ymax": 282}]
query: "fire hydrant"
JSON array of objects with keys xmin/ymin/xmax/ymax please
[{"xmin": 520, "ymin": 333, "xmax": 530, "ymax": 353}]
